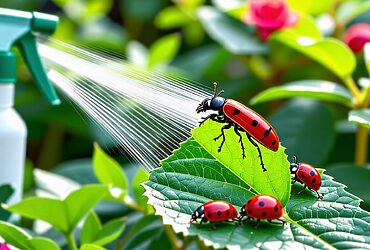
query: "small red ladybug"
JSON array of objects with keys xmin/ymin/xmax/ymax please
[
  {"xmin": 190, "ymin": 200, "xmax": 238, "ymax": 224},
  {"xmin": 239, "ymin": 194, "xmax": 286, "ymax": 227},
  {"xmin": 290, "ymin": 156, "xmax": 324, "ymax": 199},
  {"xmin": 196, "ymin": 83, "xmax": 279, "ymax": 172}
]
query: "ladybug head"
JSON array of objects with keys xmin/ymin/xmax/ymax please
[
  {"xmin": 190, "ymin": 205, "xmax": 204, "ymax": 223},
  {"xmin": 196, "ymin": 82, "xmax": 225, "ymax": 113},
  {"xmin": 290, "ymin": 155, "xmax": 299, "ymax": 174}
]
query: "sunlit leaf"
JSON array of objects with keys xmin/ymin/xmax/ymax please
[
  {"xmin": 93, "ymin": 143, "xmax": 128, "ymax": 192},
  {"xmin": 144, "ymin": 125, "xmax": 370, "ymax": 248},
  {"xmin": 250, "ymin": 80, "xmax": 354, "ymax": 108},
  {"xmin": 155, "ymin": 6, "xmax": 192, "ymax": 29},
  {"xmin": 0, "ymin": 222, "xmax": 60, "ymax": 250},
  {"xmin": 348, "ymin": 109, "xmax": 370, "ymax": 129},
  {"xmin": 271, "ymin": 33, "xmax": 356, "ymax": 80},
  {"xmin": 198, "ymin": 6, "xmax": 268, "ymax": 55},
  {"xmin": 148, "ymin": 34, "xmax": 181, "ymax": 68}
]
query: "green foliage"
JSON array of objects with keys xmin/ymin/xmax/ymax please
[
  {"xmin": 349, "ymin": 109, "xmax": 370, "ymax": 128},
  {"xmin": 144, "ymin": 132, "xmax": 370, "ymax": 248},
  {"xmin": 0, "ymin": 221, "xmax": 60, "ymax": 250},
  {"xmin": 0, "ymin": 184, "xmax": 14, "ymax": 221},
  {"xmin": 81, "ymin": 212, "xmax": 126, "ymax": 246},
  {"xmin": 133, "ymin": 168, "xmax": 153, "ymax": 214},
  {"xmin": 269, "ymin": 100, "xmax": 336, "ymax": 165},
  {"xmin": 197, "ymin": 6, "xmax": 267, "ymax": 55},
  {"xmin": 93, "ymin": 143, "xmax": 128, "ymax": 195},
  {"xmin": 271, "ymin": 34, "xmax": 356, "ymax": 81},
  {"xmin": 148, "ymin": 34, "xmax": 181, "ymax": 68},
  {"xmin": 5, "ymin": 185, "xmax": 108, "ymax": 234},
  {"xmin": 251, "ymin": 80, "xmax": 354, "ymax": 107}
]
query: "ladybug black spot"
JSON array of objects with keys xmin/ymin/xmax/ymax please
[
  {"xmin": 233, "ymin": 108, "xmax": 241, "ymax": 115},
  {"xmin": 217, "ymin": 211, "xmax": 222, "ymax": 217},
  {"xmin": 208, "ymin": 213, "xmax": 212, "ymax": 217},
  {"xmin": 312, "ymin": 178, "xmax": 317, "ymax": 183},
  {"xmin": 319, "ymin": 181, "xmax": 322, "ymax": 186},
  {"xmin": 247, "ymin": 199, "xmax": 252, "ymax": 204},
  {"xmin": 264, "ymin": 128, "xmax": 272, "ymax": 137},
  {"xmin": 252, "ymin": 120, "xmax": 258, "ymax": 126},
  {"xmin": 248, "ymin": 209, "xmax": 252, "ymax": 214},
  {"xmin": 272, "ymin": 140, "xmax": 277, "ymax": 145},
  {"xmin": 301, "ymin": 174, "xmax": 305, "ymax": 178},
  {"xmin": 226, "ymin": 210, "xmax": 230, "ymax": 216},
  {"xmin": 310, "ymin": 171, "xmax": 315, "ymax": 176},
  {"xmin": 262, "ymin": 212, "xmax": 267, "ymax": 217},
  {"xmin": 259, "ymin": 201, "xmax": 265, "ymax": 207},
  {"xmin": 274, "ymin": 205, "xmax": 278, "ymax": 212}
]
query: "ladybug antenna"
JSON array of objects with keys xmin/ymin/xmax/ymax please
[
  {"xmin": 293, "ymin": 156, "xmax": 298, "ymax": 164},
  {"xmin": 213, "ymin": 82, "xmax": 218, "ymax": 97},
  {"xmin": 217, "ymin": 90, "xmax": 224, "ymax": 96}
]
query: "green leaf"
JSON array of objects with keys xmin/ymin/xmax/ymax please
[
  {"xmin": 81, "ymin": 212, "xmax": 126, "ymax": 246},
  {"xmin": 133, "ymin": 168, "xmax": 153, "ymax": 214},
  {"xmin": 92, "ymin": 217, "xmax": 126, "ymax": 246},
  {"xmin": 5, "ymin": 198, "xmax": 68, "ymax": 232},
  {"xmin": 0, "ymin": 184, "xmax": 14, "ymax": 221},
  {"xmin": 52, "ymin": 0, "xmax": 113, "ymax": 23},
  {"xmin": 250, "ymin": 80, "xmax": 354, "ymax": 108},
  {"xmin": 144, "ymin": 139, "xmax": 370, "ymax": 249},
  {"xmin": 93, "ymin": 144, "xmax": 128, "ymax": 192},
  {"xmin": 80, "ymin": 244, "xmax": 106, "ymax": 250},
  {"xmin": 0, "ymin": 222, "xmax": 61, "ymax": 250},
  {"xmin": 6, "ymin": 185, "xmax": 108, "ymax": 234},
  {"xmin": 192, "ymin": 121, "xmax": 291, "ymax": 205},
  {"xmin": 271, "ymin": 33, "xmax": 356, "ymax": 80},
  {"xmin": 155, "ymin": 6, "xmax": 192, "ymax": 29},
  {"xmin": 197, "ymin": 6, "xmax": 268, "ymax": 55},
  {"xmin": 288, "ymin": 0, "xmax": 335, "ymax": 15},
  {"xmin": 28, "ymin": 238, "xmax": 60, "ymax": 250},
  {"xmin": 64, "ymin": 185, "xmax": 109, "ymax": 230},
  {"xmin": 148, "ymin": 34, "xmax": 181, "ymax": 68},
  {"xmin": 81, "ymin": 212, "xmax": 101, "ymax": 245},
  {"xmin": 289, "ymin": 14, "xmax": 322, "ymax": 38},
  {"xmin": 337, "ymin": 1, "xmax": 370, "ymax": 25},
  {"xmin": 348, "ymin": 109, "xmax": 370, "ymax": 129},
  {"xmin": 270, "ymin": 100, "xmax": 335, "ymax": 165}
]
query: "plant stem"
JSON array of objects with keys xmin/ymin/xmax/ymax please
[
  {"xmin": 164, "ymin": 225, "xmax": 181, "ymax": 250},
  {"xmin": 123, "ymin": 195, "xmax": 146, "ymax": 213},
  {"xmin": 66, "ymin": 233, "xmax": 78, "ymax": 250},
  {"xmin": 355, "ymin": 125, "xmax": 368, "ymax": 165},
  {"xmin": 344, "ymin": 77, "xmax": 362, "ymax": 107}
]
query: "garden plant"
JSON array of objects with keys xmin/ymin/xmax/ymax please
[{"xmin": 0, "ymin": 0, "xmax": 370, "ymax": 249}]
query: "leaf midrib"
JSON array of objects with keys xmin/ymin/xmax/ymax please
[{"xmin": 284, "ymin": 213, "xmax": 336, "ymax": 250}]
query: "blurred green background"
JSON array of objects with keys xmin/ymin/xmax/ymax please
[{"xmin": 1, "ymin": 0, "xmax": 370, "ymax": 211}]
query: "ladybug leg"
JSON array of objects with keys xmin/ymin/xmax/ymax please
[
  {"xmin": 290, "ymin": 179, "xmax": 297, "ymax": 195},
  {"xmin": 246, "ymin": 133, "xmax": 266, "ymax": 172},
  {"xmin": 199, "ymin": 113, "xmax": 217, "ymax": 126},
  {"xmin": 295, "ymin": 185, "xmax": 307, "ymax": 197},
  {"xmin": 268, "ymin": 219, "xmax": 287, "ymax": 226},
  {"xmin": 315, "ymin": 190, "xmax": 325, "ymax": 200},
  {"xmin": 214, "ymin": 123, "xmax": 232, "ymax": 152},
  {"xmin": 234, "ymin": 125, "xmax": 246, "ymax": 158}
]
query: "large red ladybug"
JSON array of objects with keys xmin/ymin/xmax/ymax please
[
  {"xmin": 290, "ymin": 156, "xmax": 324, "ymax": 199},
  {"xmin": 196, "ymin": 83, "xmax": 279, "ymax": 172},
  {"xmin": 239, "ymin": 194, "xmax": 285, "ymax": 227},
  {"xmin": 190, "ymin": 200, "xmax": 238, "ymax": 224}
]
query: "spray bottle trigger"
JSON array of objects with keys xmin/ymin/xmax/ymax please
[{"xmin": 17, "ymin": 33, "xmax": 60, "ymax": 105}]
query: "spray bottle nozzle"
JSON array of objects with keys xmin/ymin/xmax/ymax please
[{"xmin": 0, "ymin": 8, "xmax": 60, "ymax": 105}]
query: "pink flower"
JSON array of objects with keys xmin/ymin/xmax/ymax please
[
  {"xmin": 0, "ymin": 243, "xmax": 10, "ymax": 250},
  {"xmin": 243, "ymin": 0, "xmax": 298, "ymax": 41},
  {"xmin": 343, "ymin": 23, "xmax": 370, "ymax": 53}
]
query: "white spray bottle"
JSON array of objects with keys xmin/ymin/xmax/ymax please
[{"xmin": 0, "ymin": 8, "xmax": 60, "ymax": 204}]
